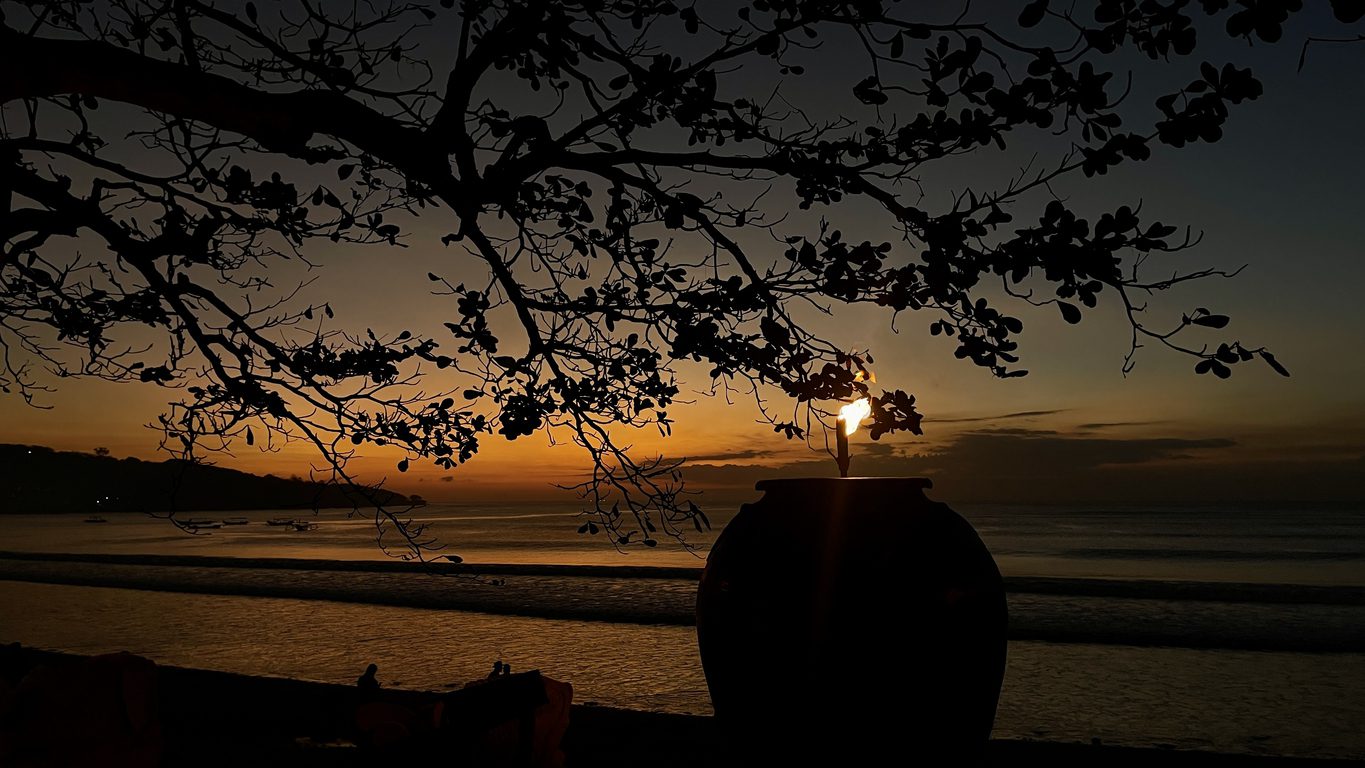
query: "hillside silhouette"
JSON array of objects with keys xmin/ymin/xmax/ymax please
[{"xmin": 0, "ymin": 445, "xmax": 412, "ymax": 514}]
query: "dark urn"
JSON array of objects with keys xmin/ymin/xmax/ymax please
[{"xmin": 696, "ymin": 478, "xmax": 1007, "ymax": 764}]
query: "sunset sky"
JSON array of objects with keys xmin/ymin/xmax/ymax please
[{"xmin": 2, "ymin": 5, "xmax": 1363, "ymax": 508}]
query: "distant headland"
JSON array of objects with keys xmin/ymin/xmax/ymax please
[{"xmin": 0, "ymin": 445, "xmax": 415, "ymax": 514}]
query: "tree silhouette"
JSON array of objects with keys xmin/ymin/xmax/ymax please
[{"xmin": 1, "ymin": 0, "xmax": 1356, "ymax": 556}]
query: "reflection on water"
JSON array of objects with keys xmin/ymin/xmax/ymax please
[
  {"xmin": 2, "ymin": 503, "xmax": 1363, "ymax": 584},
  {"xmin": 1, "ymin": 581, "xmax": 1362, "ymax": 759},
  {"xmin": 1, "ymin": 558, "xmax": 1362, "ymax": 651},
  {"xmin": 2, "ymin": 503, "xmax": 1363, "ymax": 759}
]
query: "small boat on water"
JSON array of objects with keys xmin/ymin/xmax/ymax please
[
  {"xmin": 184, "ymin": 518, "xmax": 222, "ymax": 530},
  {"xmin": 221, "ymin": 517, "xmax": 249, "ymax": 526},
  {"xmin": 290, "ymin": 521, "xmax": 318, "ymax": 532},
  {"xmin": 266, "ymin": 517, "xmax": 296, "ymax": 527},
  {"xmin": 83, "ymin": 516, "xmax": 108, "ymax": 524}
]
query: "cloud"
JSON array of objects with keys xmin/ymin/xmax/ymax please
[
  {"xmin": 682, "ymin": 448, "xmax": 781, "ymax": 462},
  {"xmin": 1075, "ymin": 421, "xmax": 1165, "ymax": 430},
  {"xmin": 685, "ymin": 428, "xmax": 1365, "ymax": 505},
  {"xmin": 943, "ymin": 430, "xmax": 1235, "ymax": 471},
  {"xmin": 859, "ymin": 442, "xmax": 899, "ymax": 458},
  {"xmin": 927, "ymin": 409, "xmax": 1066, "ymax": 424}
]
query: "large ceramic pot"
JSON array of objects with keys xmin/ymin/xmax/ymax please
[{"xmin": 696, "ymin": 478, "xmax": 1007, "ymax": 764}]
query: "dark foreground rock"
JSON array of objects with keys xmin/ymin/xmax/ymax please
[{"xmin": 2, "ymin": 646, "xmax": 1360, "ymax": 767}]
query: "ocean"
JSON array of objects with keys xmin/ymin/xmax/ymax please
[{"xmin": 1, "ymin": 502, "xmax": 1363, "ymax": 758}]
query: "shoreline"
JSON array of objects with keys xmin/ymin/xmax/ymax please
[
  {"xmin": 4, "ymin": 554, "xmax": 1365, "ymax": 652},
  {"xmin": 4, "ymin": 549, "xmax": 1362, "ymax": 605}
]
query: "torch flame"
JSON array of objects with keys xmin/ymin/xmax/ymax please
[{"xmin": 838, "ymin": 397, "xmax": 872, "ymax": 436}]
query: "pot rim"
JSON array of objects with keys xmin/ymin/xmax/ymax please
[{"xmin": 754, "ymin": 476, "xmax": 933, "ymax": 491}]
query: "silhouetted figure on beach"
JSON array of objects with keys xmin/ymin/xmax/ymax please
[
  {"xmin": 357, "ymin": 664, "xmax": 380, "ymax": 693},
  {"xmin": 489, "ymin": 661, "xmax": 511, "ymax": 678}
]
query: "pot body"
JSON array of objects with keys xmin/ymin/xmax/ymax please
[{"xmin": 696, "ymin": 478, "xmax": 1007, "ymax": 764}]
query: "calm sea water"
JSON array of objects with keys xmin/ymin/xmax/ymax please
[
  {"xmin": 3, "ymin": 502, "xmax": 1362, "ymax": 582},
  {"xmin": 1, "ymin": 502, "xmax": 1363, "ymax": 758}
]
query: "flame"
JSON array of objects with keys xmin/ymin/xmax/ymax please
[{"xmin": 838, "ymin": 397, "xmax": 872, "ymax": 436}]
